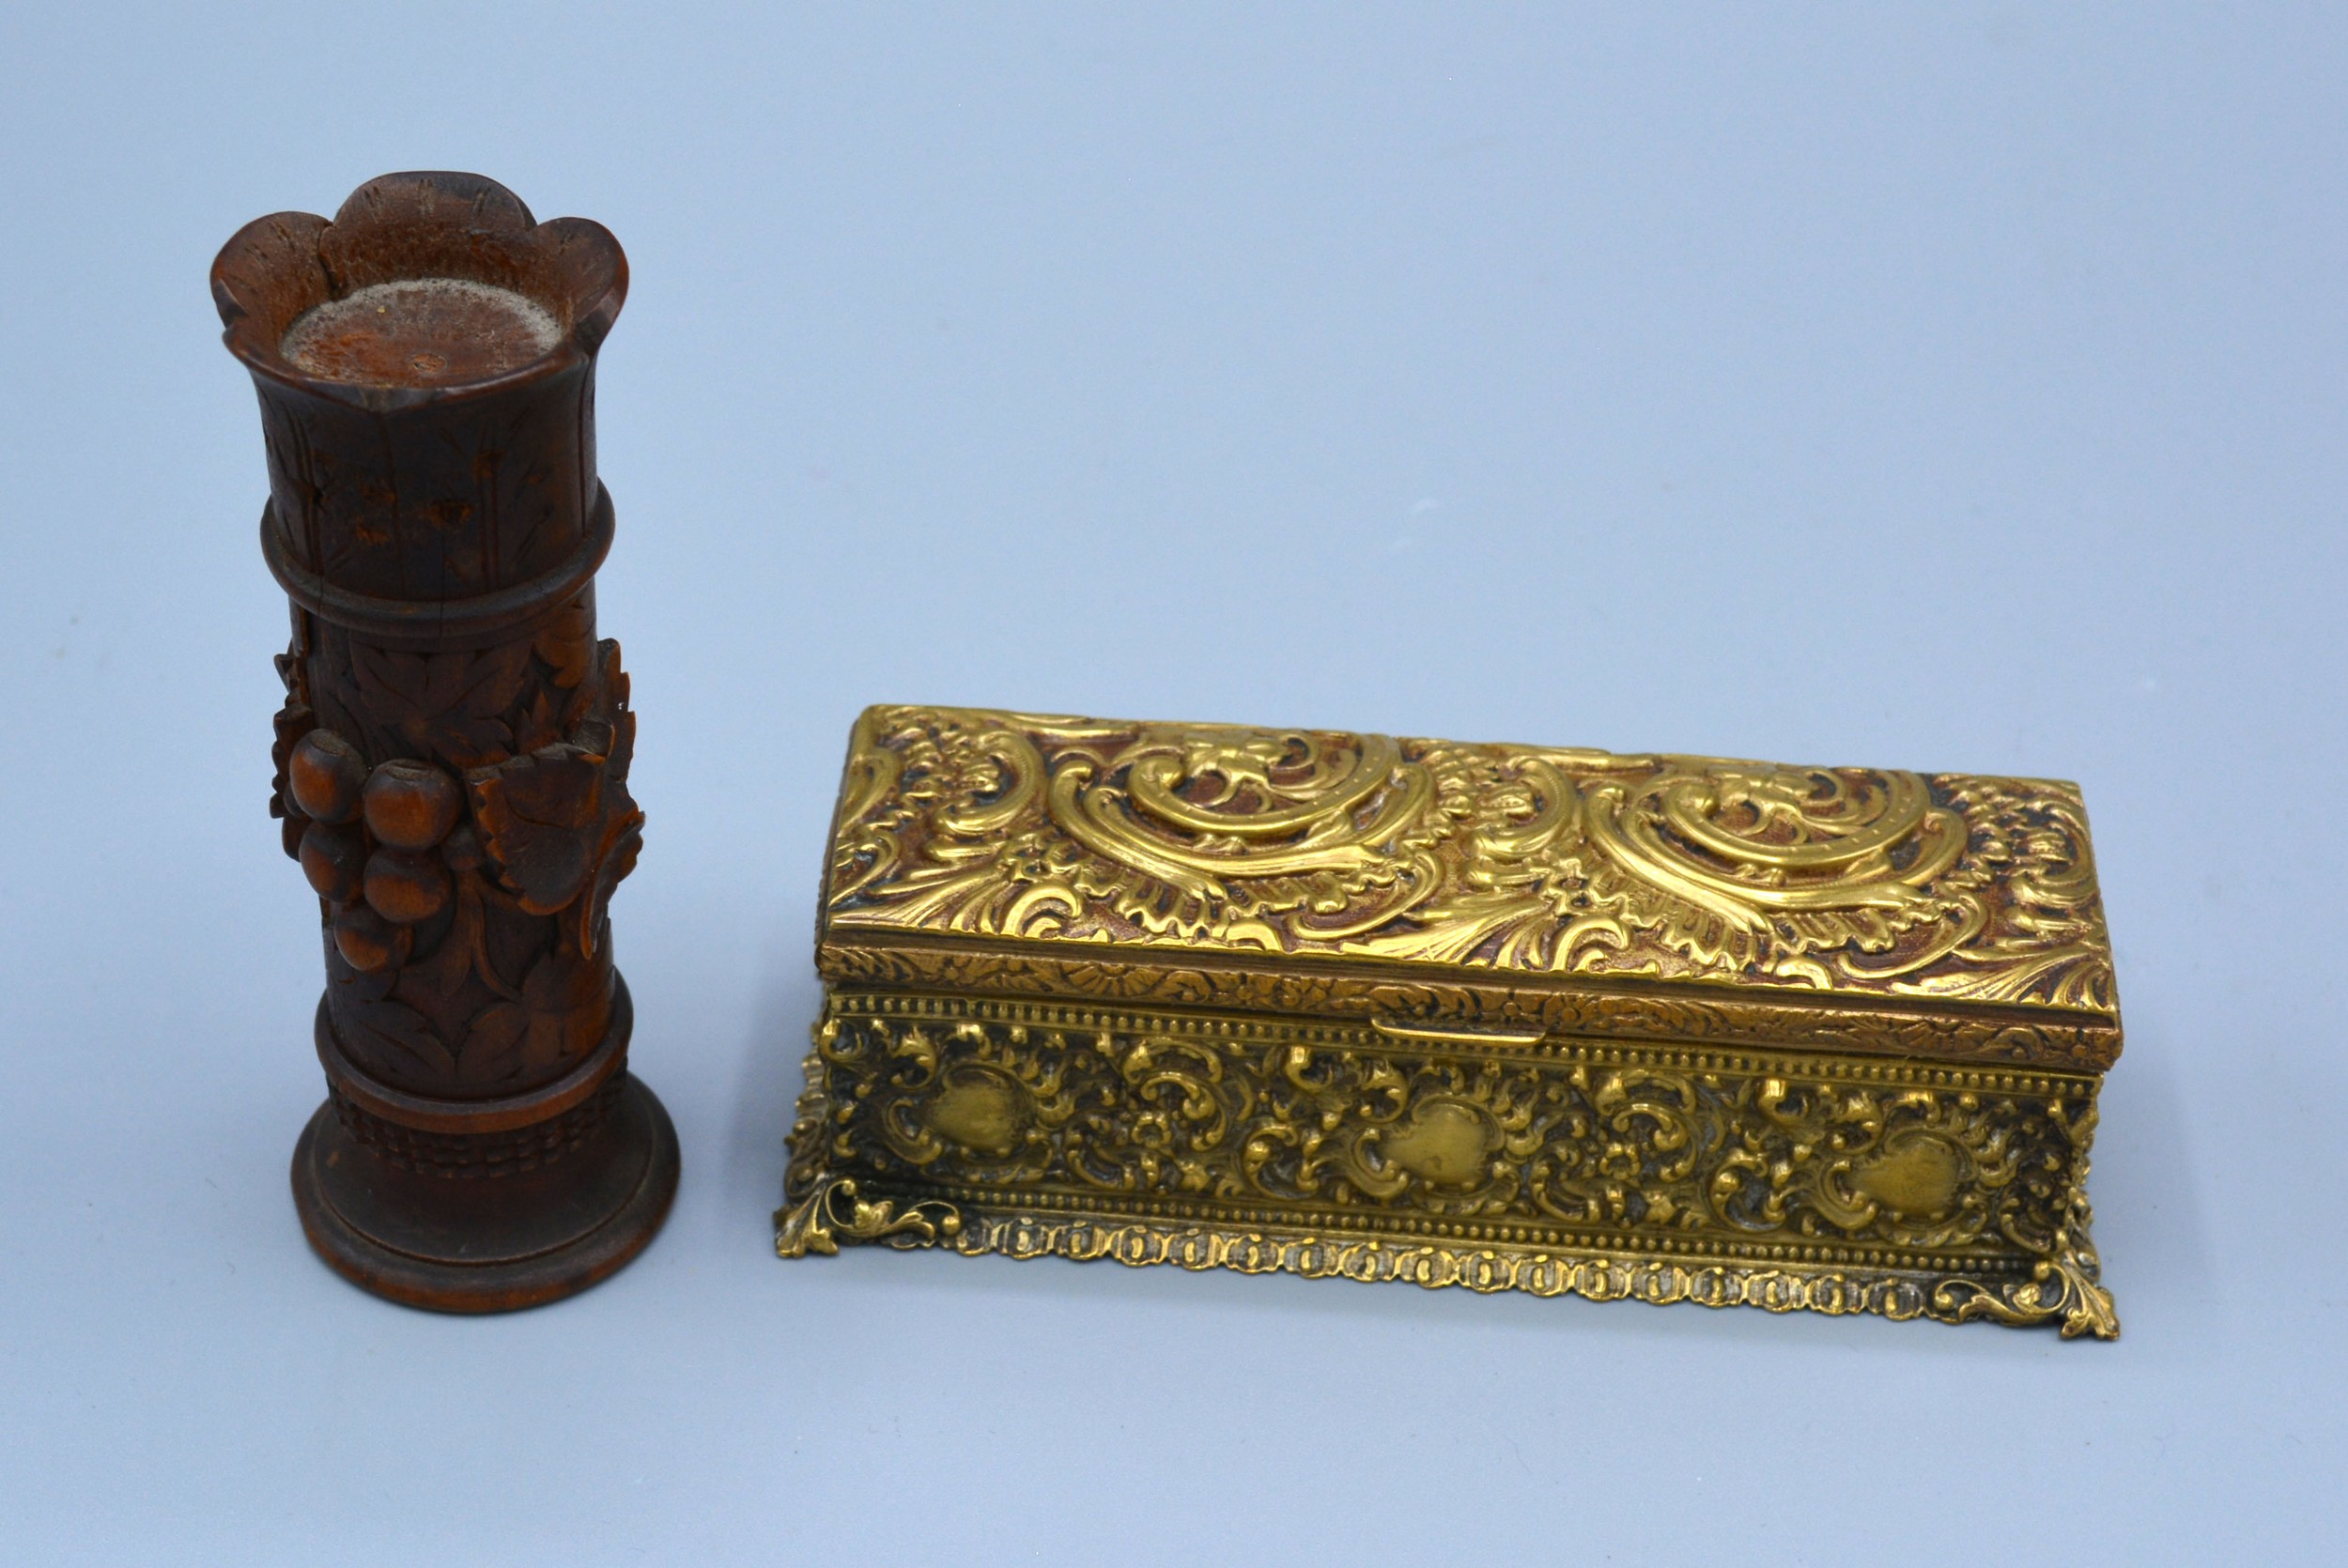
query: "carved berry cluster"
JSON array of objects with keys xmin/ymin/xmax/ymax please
[{"xmin": 286, "ymin": 729, "xmax": 474, "ymax": 973}]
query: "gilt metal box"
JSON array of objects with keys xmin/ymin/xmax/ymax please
[{"xmin": 780, "ymin": 705, "xmax": 2121, "ymax": 1336}]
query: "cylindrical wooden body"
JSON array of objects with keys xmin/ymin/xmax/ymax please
[{"xmin": 215, "ymin": 172, "xmax": 676, "ymax": 1311}]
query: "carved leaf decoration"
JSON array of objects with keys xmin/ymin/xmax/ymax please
[
  {"xmin": 477, "ymin": 876, "xmax": 547, "ymax": 1001},
  {"xmin": 521, "ymin": 949, "xmax": 592, "ymax": 1071},
  {"xmin": 596, "ymin": 639, "xmax": 635, "ymax": 780},
  {"xmin": 456, "ymin": 1001, "xmax": 529, "ymax": 1086},
  {"xmin": 342, "ymin": 994, "xmax": 458, "ymax": 1081},
  {"xmin": 571, "ymin": 715, "xmax": 614, "ymax": 759},
  {"xmin": 350, "ymin": 641, "xmax": 530, "ymax": 767},
  {"xmin": 308, "ymin": 681, "xmax": 375, "ymax": 772},
  {"xmin": 575, "ymin": 805, "xmax": 645, "ymax": 960},
  {"xmin": 533, "ymin": 598, "xmax": 595, "ymax": 690},
  {"xmin": 336, "ymin": 952, "xmax": 400, "ymax": 1004},
  {"xmin": 399, "ymin": 876, "xmax": 482, "ymax": 998},
  {"xmin": 454, "ymin": 947, "xmax": 596, "ymax": 1087},
  {"xmin": 515, "ymin": 683, "xmax": 564, "ymax": 753},
  {"xmin": 275, "ymin": 605, "xmax": 311, "ymax": 700},
  {"xmin": 609, "ymin": 708, "xmax": 637, "ymax": 785},
  {"xmin": 467, "ymin": 742, "xmax": 607, "ymax": 915},
  {"xmin": 271, "ymin": 697, "xmax": 315, "ymax": 857}
]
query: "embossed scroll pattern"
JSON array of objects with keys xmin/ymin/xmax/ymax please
[
  {"xmin": 780, "ymin": 992, "xmax": 2117, "ymax": 1337},
  {"xmin": 822, "ymin": 708, "xmax": 2118, "ymax": 1032}
]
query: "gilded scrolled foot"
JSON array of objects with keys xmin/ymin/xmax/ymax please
[
  {"xmin": 774, "ymin": 1176, "xmax": 963, "ymax": 1259},
  {"xmin": 1933, "ymin": 1259, "xmax": 2120, "ymax": 1340},
  {"xmin": 1932, "ymin": 1191, "xmax": 2119, "ymax": 1340}
]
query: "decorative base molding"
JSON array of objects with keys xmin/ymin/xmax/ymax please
[
  {"xmin": 777, "ymin": 1172, "xmax": 2117, "ymax": 1336},
  {"xmin": 298, "ymin": 1072, "xmax": 678, "ymax": 1314}
]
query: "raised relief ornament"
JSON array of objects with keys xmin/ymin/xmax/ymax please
[
  {"xmin": 217, "ymin": 173, "xmax": 677, "ymax": 1311},
  {"xmin": 780, "ymin": 706, "xmax": 2122, "ymax": 1336}
]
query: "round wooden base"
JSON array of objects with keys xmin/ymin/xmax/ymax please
[{"xmin": 291, "ymin": 1073, "xmax": 679, "ymax": 1314}]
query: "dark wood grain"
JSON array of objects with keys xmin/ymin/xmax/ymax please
[{"xmin": 218, "ymin": 172, "xmax": 677, "ymax": 1312}]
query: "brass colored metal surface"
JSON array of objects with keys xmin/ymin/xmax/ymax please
[
  {"xmin": 786, "ymin": 706, "xmax": 2121, "ymax": 1334},
  {"xmin": 821, "ymin": 706, "xmax": 2118, "ymax": 1068}
]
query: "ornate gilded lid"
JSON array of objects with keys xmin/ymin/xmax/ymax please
[{"xmin": 816, "ymin": 706, "xmax": 2121, "ymax": 1070}]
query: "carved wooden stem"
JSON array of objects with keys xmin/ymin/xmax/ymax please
[{"xmin": 215, "ymin": 172, "xmax": 678, "ymax": 1312}]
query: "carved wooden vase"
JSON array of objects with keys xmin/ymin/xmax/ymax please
[{"xmin": 213, "ymin": 172, "xmax": 679, "ymax": 1312}]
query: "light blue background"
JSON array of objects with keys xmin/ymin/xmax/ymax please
[{"xmin": 3, "ymin": 5, "xmax": 2341, "ymax": 1561}]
